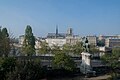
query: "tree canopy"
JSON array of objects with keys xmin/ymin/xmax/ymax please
[
  {"xmin": 0, "ymin": 27, "xmax": 10, "ymax": 57},
  {"xmin": 53, "ymin": 51, "xmax": 75, "ymax": 71},
  {"xmin": 39, "ymin": 41, "xmax": 50, "ymax": 55},
  {"xmin": 101, "ymin": 47, "xmax": 120, "ymax": 72},
  {"xmin": 73, "ymin": 42, "xmax": 83, "ymax": 54},
  {"xmin": 22, "ymin": 25, "xmax": 35, "ymax": 56}
]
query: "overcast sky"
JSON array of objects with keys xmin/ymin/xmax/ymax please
[{"xmin": 0, "ymin": 0, "xmax": 120, "ymax": 37}]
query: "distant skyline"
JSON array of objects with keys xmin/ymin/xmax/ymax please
[{"xmin": 0, "ymin": 0, "xmax": 120, "ymax": 37}]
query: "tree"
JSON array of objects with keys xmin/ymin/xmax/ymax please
[
  {"xmin": 62, "ymin": 43, "xmax": 73, "ymax": 54},
  {"xmin": 0, "ymin": 27, "xmax": 10, "ymax": 57},
  {"xmin": 89, "ymin": 45, "xmax": 99, "ymax": 53},
  {"xmin": 15, "ymin": 58, "xmax": 43, "ymax": 80},
  {"xmin": 0, "ymin": 57, "xmax": 45, "ymax": 80},
  {"xmin": 0, "ymin": 57, "xmax": 16, "ymax": 80},
  {"xmin": 97, "ymin": 40, "xmax": 105, "ymax": 47},
  {"xmin": 112, "ymin": 47, "xmax": 120, "ymax": 57},
  {"xmin": 53, "ymin": 52, "xmax": 75, "ymax": 71},
  {"xmin": 39, "ymin": 41, "xmax": 50, "ymax": 55},
  {"xmin": 51, "ymin": 44, "xmax": 61, "ymax": 54},
  {"xmin": 101, "ymin": 48, "xmax": 120, "ymax": 79},
  {"xmin": 73, "ymin": 42, "xmax": 83, "ymax": 54},
  {"xmin": 22, "ymin": 25, "xmax": 35, "ymax": 56},
  {"xmin": 0, "ymin": 27, "xmax": 2, "ymax": 56},
  {"xmin": 50, "ymin": 44, "xmax": 76, "ymax": 71}
]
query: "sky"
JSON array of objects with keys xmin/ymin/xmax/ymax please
[{"xmin": 0, "ymin": 0, "xmax": 120, "ymax": 37}]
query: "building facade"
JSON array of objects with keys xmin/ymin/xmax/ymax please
[
  {"xmin": 66, "ymin": 35, "xmax": 82, "ymax": 45},
  {"xmin": 19, "ymin": 35, "xmax": 24, "ymax": 45},
  {"xmin": 98, "ymin": 35, "xmax": 120, "ymax": 40},
  {"xmin": 87, "ymin": 36, "xmax": 97, "ymax": 46},
  {"xmin": 105, "ymin": 38, "xmax": 120, "ymax": 48},
  {"xmin": 46, "ymin": 38, "xmax": 66, "ymax": 47},
  {"xmin": 46, "ymin": 27, "xmax": 81, "ymax": 47}
]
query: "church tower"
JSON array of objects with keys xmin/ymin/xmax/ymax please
[{"xmin": 67, "ymin": 28, "xmax": 73, "ymax": 36}]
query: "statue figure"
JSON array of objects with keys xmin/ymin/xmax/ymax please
[{"xmin": 82, "ymin": 37, "xmax": 90, "ymax": 52}]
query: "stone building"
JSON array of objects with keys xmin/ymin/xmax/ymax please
[
  {"xmin": 46, "ymin": 27, "xmax": 82, "ymax": 47},
  {"xmin": 66, "ymin": 35, "xmax": 82, "ymax": 45},
  {"xmin": 87, "ymin": 36, "xmax": 97, "ymax": 46}
]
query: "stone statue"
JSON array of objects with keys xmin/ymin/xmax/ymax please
[{"xmin": 82, "ymin": 37, "xmax": 90, "ymax": 52}]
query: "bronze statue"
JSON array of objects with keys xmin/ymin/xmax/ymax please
[{"xmin": 82, "ymin": 37, "xmax": 90, "ymax": 52}]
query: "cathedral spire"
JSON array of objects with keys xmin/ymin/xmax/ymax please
[
  {"xmin": 56, "ymin": 25, "xmax": 58, "ymax": 37},
  {"xmin": 56, "ymin": 25, "xmax": 58, "ymax": 35}
]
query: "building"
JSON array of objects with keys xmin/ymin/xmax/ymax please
[
  {"xmin": 66, "ymin": 28, "xmax": 73, "ymax": 36},
  {"xmin": 66, "ymin": 28, "xmax": 82, "ymax": 45},
  {"xmin": 99, "ymin": 46, "xmax": 112, "ymax": 52},
  {"xmin": 46, "ymin": 26, "xmax": 66, "ymax": 47},
  {"xmin": 46, "ymin": 38, "xmax": 66, "ymax": 47},
  {"xmin": 19, "ymin": 27, "xmax": 91, "ymax": 49},
  {"xmin": 98, "ymin": 35, "xmax": 120, "ymax": 40},
  {"xmin": 46, "ymin": 27, "xmax": 82, "ymax": 47},
  {"xmin": 66, "ymin": 35, "xmax": 82, "ymax": 45},
  {"xmin": 47, "ymin": 26, "xmax": 66, "ymax": 39},
  {"xmin": 87, "ymin": 36, "xmax": 97, "ymax": 46},
  {"xmin": 98, "ymin": 35, "xmax": 120, "ymax": 47},
  {"xmin": 19, "ymin": 35, "xmax": 24, "ymax": 45},
  {"xmin": 105, "ymin": 38, "xmax": 120, "ymax": 48}
]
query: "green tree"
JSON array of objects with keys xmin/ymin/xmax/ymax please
[
  {"xmin": 89, "ymin": 45, "xmax": 99, "ymax": 53},
  {"xmin": 112, "ymin": 47, "xmax": 120, "ymax": 57},
  {"xmin": 97, "ymin": 40, "xmax": 105, "ymax": 47},
  {"xmin": 39, "ymin": 41, "xmax": 50, "ymax": 55},
  {"xmin": 73, "ymin": 42, "xmax": 83, "ymax": 54},
  {"xmin": 15, "ymin": 59, "xmax": 43, "ymax": 80},
  {"xmin": 0, "ymin": 27, "xmax": 10, "ymax": 57},
  {"xmin": 53, "ymin": 52, "xmax": 75, "ymax": 71},
  {"xmin": 51, "ymin": 44, "xmax": 61, "ymax": 54},
  {"xmin": 39, "ymin": 41, "xmax": 51, "ymax": 63},
  {"xmin": 0, "ymin": 27, "xmax": 2, "ymax": 56},
  {"xmin": 101, "ymin": 48, "xmax": 120, "ymax": 78},
  {"xmin": 0, "ymin": 57, "xmax": 16, "ymax": 80},
  {"xmin": 22, "ymin": 25, "xmax": 35, "ymax": 56},
  {"xmin": 62, "ymin": 43, "xmax": 73, "ymax": 54}
]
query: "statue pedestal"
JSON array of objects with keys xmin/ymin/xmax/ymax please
[{"xmin": 80, "ymin": 52, "xmax": 92, "ymax": 74}]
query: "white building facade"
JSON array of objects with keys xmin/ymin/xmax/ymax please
[{"xmin": 45, "ymin": 38, "xmax": 66, "ymax": 47}]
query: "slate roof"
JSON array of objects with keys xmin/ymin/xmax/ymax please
[{"xmin": 47, "ymin": 33, "xmax": 66, "ymax": 38}]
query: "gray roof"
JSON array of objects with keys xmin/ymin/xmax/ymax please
[{"xmin": 47, "ymin": 33, "xmax": 66, "ymax": 38}]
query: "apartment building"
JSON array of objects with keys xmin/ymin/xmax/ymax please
[{"xmin": 105, "ymin": 38, "xmax": 120, "ymax": 48}]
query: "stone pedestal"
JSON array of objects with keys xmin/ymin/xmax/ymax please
[{"xmin": 80, "ymin": 52, "xmax": 92, "ymax": 74}]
